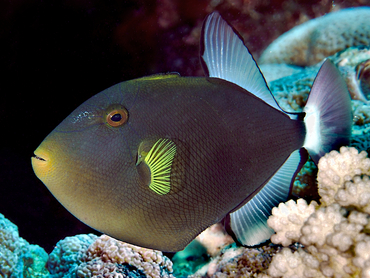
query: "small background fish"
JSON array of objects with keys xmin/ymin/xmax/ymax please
[{"xmin": 0, "ymin": 0, "xmax": 365, "ymax": 252}]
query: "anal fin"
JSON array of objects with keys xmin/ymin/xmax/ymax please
[{"xmin": 227, "ymin": 149, "xmax": 307, "ymax": 246}]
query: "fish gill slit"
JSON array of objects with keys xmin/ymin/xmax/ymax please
[{"xmin": 119, "ymin": 123, "xmax": 139, "ymax": 163}]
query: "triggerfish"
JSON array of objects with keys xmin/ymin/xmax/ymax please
[{"xmin": 32, "ymin": 12, "xmax": 352, "ymax": 252}]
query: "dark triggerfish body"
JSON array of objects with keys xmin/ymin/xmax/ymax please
[{"xmin": 32, "ymin": 13, "xmax": 352, "ymax": 252}]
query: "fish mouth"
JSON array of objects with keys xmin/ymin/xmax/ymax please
[
  {"xmin": 31, "ymin": 146, "xmax": 52, "ymax": 181},
  {"xmin": 32, "ymin": 145, "xmax": 50, "ymax": 162},
  {"xmin": 32, "ymin": 154, "xmax": 46, "ymax": 161}
]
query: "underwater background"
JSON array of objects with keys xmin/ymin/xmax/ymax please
[{"xmin": 1, "ymin": 0, "xmax": 370, "ymax": 277}]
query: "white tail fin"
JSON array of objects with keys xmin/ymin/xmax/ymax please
[{"xmin": 303, "ymin": 59, "xmax": 352, "ymax": 164}]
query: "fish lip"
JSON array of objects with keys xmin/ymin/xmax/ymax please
[{"xmin": 32, "ymin": 153, "xmax": 46, "ymax": 161}]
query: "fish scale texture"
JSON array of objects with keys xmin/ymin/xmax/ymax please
[
  {"xmin": 259, "ymin": 7, "xmax": 370, "ymax": 66},
  {"xmin": 34, "ymin": 75, "xmax": 305, "ymax": 251}
]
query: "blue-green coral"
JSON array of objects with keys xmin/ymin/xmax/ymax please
[
  {"xmin": 47, "ymin": 234, "xmax": 174, "ymax": 278},
  {"xmin": 0, "ymin": 214, "xmax": 175, "ymax": 278},
  {"xmin": 47, "ymin": 234, "xmax": 97, "ymax": 278},
  {"xmin": 0, "ymin": 213, "xmax": 49, "ymax": 278},
  {"xmin": 172, "ymin": 240, "xmax": 209, "ymax": 277}
]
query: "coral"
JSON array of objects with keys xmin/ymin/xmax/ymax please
[
  {"xmin": 266, "ymin": 207, "xmax": 368, "ymax": 277},
  {"xmin": 267, "ymin": 199, "xmax": 318, "ymax": 247},
  {"xmin": 0, "ymin": 213, "xmax": 49, "ymax": 278},
  {"xmin": 351, "ymin": 123, "xmax": 370, "ymax": 153},
  {"xmin": 265, "ymin": 47, "xmax": 370, "ymax": 202},
  {"xmin": 267, "ymin": 46, "xmax": 370, "ymax": 119},
  {"xmin": 21, "ymin": 245, "xmax": 50, "ymax": 278},
  {"xmin": 155, "ymin": 0, "xmax": 363, "ymax": 76},
  {"xmin": 48, "ymin": 234, "xmax": 98, "ymax": 278},
  {"xmin": 268, "ymin": 66, "xmax": 319, "ymax": 113},
  {"xmin": 353, "ymin": 237, "xmax": 370, "ymax": 275},
  {"xmin": 335, "ymin": 176, "xmax": 370, "ymax": 214},
  {"xmin": 317, "ymin": 147, "xmax": 370, "ymax": 207},
  {"xmin": 292, "ymin": 158, "xmax": 319, "ymax": 201},
  {"xmin": 48, "ymin": 234, "xmax": 174, "ymax": 278},
  {"xmin": 172, "ymin": 240, "xmax": 209, "ymax": 277},
  {"xmin": 330, "ymin": 46, "xmax": 370, "ymax": 103},
  {"xmin": 173, "ymin": 224, "xmax": 234, "ymax": 277},
  {"xmin": 267, "ymin": 247, "xmax": 324, "ymax": 278},
  {"xmin": 263, "ymin": 147, "xmax": 370, "ymax": 278},
  {"xmin": 259, "ymin": 7, "xmax": 370, "ymax": 66},
  {"xmin": 83, "ymin": 235, "xmax": 174, "ymax": 278},
  {"xmin": 195, "ymin": 223, "xmax": 234, "ymax": 257},
  {"xmin": 259, "ymin": 64, "xmax": 303, "ymax": 84},
  {"xmin": 300, "ymin": 204, "xmax": 345, "ymax": 247},
  {"xmin": 267, "ymin": 46, "xmax": 370, "ymax": 116},
  {"xmin": 189, "ymin": 243, "xmax": 280, "ymax": 278},
  {"xmin": 353, "ymin": 101, "xmax": 370, "ymax": 126}
]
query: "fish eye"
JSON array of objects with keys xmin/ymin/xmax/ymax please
[{"xmin": 106, "ymin": 108, "xmax": 128, "ymax": 127}]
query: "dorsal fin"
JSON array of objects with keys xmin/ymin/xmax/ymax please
[
  {"xmin": 137, "ymin": 73, "xmax": 180, "ymax": 81},
  {"xmin": 200, "ymin": 12, "xmax": 283, "ymax": 113}
]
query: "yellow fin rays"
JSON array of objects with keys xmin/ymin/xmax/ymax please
[{"xmin": 144, "ymin": 138, "xmax": 177, "ymax": 195}]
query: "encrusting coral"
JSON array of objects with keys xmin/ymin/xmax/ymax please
[
  {"xmin": 259, "ymin": 7, "xmax": 370, "ymax": 66},
  {"xmin": 48, "ymin": 234, "xmax": 174, "ymax": 278}
]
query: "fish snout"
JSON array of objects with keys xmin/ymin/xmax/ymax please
[{"xmin": 31, "ymin": 146, "xmax": 53, "ymax": 182}]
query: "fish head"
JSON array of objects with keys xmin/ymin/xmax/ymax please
[
  {"xmin": 32, "ymin": 80, "xmax": 147, "ymax": 239},
  {"xmin": 31, "ymin": 75, "xmax": 201, "ymax": 251}
]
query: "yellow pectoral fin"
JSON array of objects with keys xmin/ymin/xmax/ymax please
[{"xmin": 137, "ymin": 138, "xmax": 177, "ymax": 195}]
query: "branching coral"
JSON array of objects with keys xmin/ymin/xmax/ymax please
[
  {"xmin": 264, "ymin": 147, "xmax": 370, "ymax": 278},
  {"xmin": 317, "ymin": 147, "xmax": 370, "ymax": 207},
  {"xmin": 195, "ymin": 223, "xmax": 234, "ymax": 257},
  {"xmin": 266, "ymin": 247, "xmax": 324, "ymax": 278},
  {"xmin": 267, "ymin": 199, "xmax": 318, "ymax": 247},
  {"xmin": 335, "ymin": 176, "xmax": 370, "ymax": 213}
]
